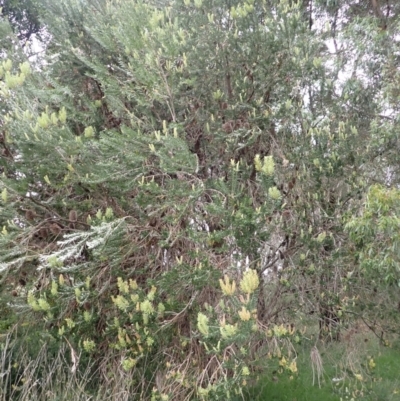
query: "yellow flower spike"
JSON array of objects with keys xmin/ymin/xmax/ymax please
[
  {"xmin": 27, "ymin": 292, "xmax": 40, "ymax": 311},
  {"xmin": 354, "ymin": 373, "xmax": 363, "ymax": 381},
  {"xmin": 37, "ymin": 112, "xmax": 51, "ymax": 129},
  {"xmin": 112, "ymin": 295, "xmax": 130, "ymax": 311},
  {"xmin": 117, "ymin": 277, "xmax": 129, "ymax": 294},
  {"xmin": 262, "ymin": 155, "xmax": 275, "ymax": 175},
  {"xmin": 105, "ymin": 207, "xmax": 113, "ymax": 219},
  {"xmin": 239, "ymin": 269, "xmax": 259, "ymax": 294},
  {"xmin": 288, "ymin": 360, "xmax": 297, "ymax": 373},
  {"xmin": 50, "ymin": 112, "xmax": 58, "ymax": 125},
  {"xmin": 219, "ymin": 274, "xmax": 236, "ymax": 296},
  {"xmin": 254, "ymin": 154, "xmax": 262, "ymax": 171},
  {"xmin": 238, "ymin": 306, "xmax": 251, "ymax": 321},
  {"xmin": 51, "ymin": 281, "xmax": 58, "ymax": 296},
  {"xmin": 1, "ymin": 188, "xmax": 7, "ymax": 203},
  {"xmin": 121, "ymin": 357, "xmax": 137, "ymax": 371},
  {"xmin": 140, "ymin": 299, "xmax": 154, "ymax": 314},
  {"xmin": 117, "ymin": 332, "xmax": 127, "ymax": 348},
  {"xmin": 59, "ymin": 107, "xmax": 67, "ymax": 123},
  {"xmin": 147, "ymin": 286, "xmax": 157, "ymax": 301},
  {"xmin": 197, "ymin": 313, "xmax": 209, "ymax": 336},
  {"xmin": 3, "ymin": 59, "xmax": 12, "ymax": 71},
  {"xmin": 74, "ymin": 287, "xmax": 81, "ymax": 300},
  {"xmin": 220, "ymin": 323, "xmax": 238, "ymax": 339},
  {"xmin": 84, "ymin": 126, "xmax": 95, "ymax": 138},
  {"xmin": 368, "ymin": 358, "xmax": 376, "ymax": 370},
  {"xmin": 83, "ymin": 339, "xmax": 96, "ymax": 353},
  {"xmin": 129, "ymin": 279, "xmax": 138, "ymax": 290},
  {"xmin": 242, "ymin": 366, "xmax": 250, "ymax": 376},
  {"xmin": 268, "ymin": 186, "xmax": 281, "ymax": 200},
  {"xmin": 19, "ymin": 61, "xmax": 30, "ymax": 76},
  {"xmin": 157, "ymin": 302, "xmax": 165, "ymax": 314},
  {"xmin": 316, "ymin": 231, "xmax": 326, "ymax": 242},
  {"xmin": 273, "ymin": 324, "xmax": 288, "ymax": 337}
]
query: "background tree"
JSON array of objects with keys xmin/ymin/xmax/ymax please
[
  {"xmin": 1, "ymin": 0, "xmax": 400, "ymax": 399},
  {"xmin": 0, "ymin": 0, "xmax": 41, "ymax": 43}
]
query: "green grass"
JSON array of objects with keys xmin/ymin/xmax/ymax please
[
  {"xmin": 246, "ymin": 330, "xmax": 400, "ymax": 401},
  {"xmin": 249, "ymin": 377, "xmax": 340, "ymax": 401},
  {"xmin": 246, "ymin": 346, "xmax": 340, "ymax": 401}
]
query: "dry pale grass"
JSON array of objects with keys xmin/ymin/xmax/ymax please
[{"xmin": 310, "ymin": 346, "xmax": 323, "ymax": 388}]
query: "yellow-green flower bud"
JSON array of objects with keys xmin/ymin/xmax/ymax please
[
  {"xmin": 122, "ymin": 357, "xmax": 137, "ymax": 371},
  {"xmin": 129, "ymin": 279, "xmax": 138, "ymax": 290},
  {"xmin": 105, "ymin": 207, "xmax": 114, "ymax": 219},
  {"xmin": 273, "ymin": 324, "xmax": 288, "ymax": 337},
  {"xmin": 83, "ymin": 339, "xmax": 96, "ymax": 352},
  {"xmin": 112, "ymin": 295, "xmax": 130, "ymax": 311},
  {"xmin": 27, "ymin": 292, "xmax": 40, "ymax": 311},
  {"xmin": 51, "ymin": 281, "xmax": 58, "ymax": 296},
  {"xmin": 219, "ymin": 274, "xmax": 236, "ymax": 296},
  {"xmin": 262, "ymin": 155, "xmax": 275, "ymax": 175},
  {"xmin": 240, "ymin": 269, "xmax": 259, "ymax": 294},
  {"xmin": 242, "ymin": 366, "xmax": 250, "ymax": 376},
  {"xmin": 220, "ymin": 323, "xmax": 238, "ymax": 339},
  {"xmin": 254, "ymin": 154, "xmax": 262, "ymax": 172},
  {"xmin": 117, "ymin": 277, "xmax": 129, "ymax": 294},
  {"xmin": 59, "ymin": 107, "xmax": 67, "ymax": 123},
  {"xmin": 1, "ymin": 188, "xmax": 7, "ymax": 203},
  {"xmin": 140, "ymin": 299, "xmax": 154, "ymax": 314},
  {"xmin": 37, "ymin": 112, "xmax": 51, "ymax": 129},
  {"xmin": 197, "ymin": 312, "xmax": 209, "ymax": 336},
  {"xmin": 238, "ymin": 306, "xmax": 251, "ymax": 321},
  {"xmin": 288, "ymin": 360, "xmax": 297, "ymax": 373},
  {"xmin": 83, "ymin": 311, "xmax": 91, "ymax": 322},
  {"xmin": 316, "ymin": 231, "xmax": 326, "ymax": 242},
  {"xmin": 19, "ymin": 61, "xmax": 31, "ymax": 76},
  {"xmin": 38, "ymin": 298, "xmax": 51, "ymax": 311},
  {"xmin": 84, "ymin": 126, "xmax": 95, "ymax": 138},
  {"xmin": 147, "ymin": 286, "xmax": 157, "ymax": 301},
  {"xmin": 3, "ymin": 59, "xmax": 12, "ymax": 72},
  {"xmin": 268, "ymin": 186, "xmax": 281, "ymax": 200}
]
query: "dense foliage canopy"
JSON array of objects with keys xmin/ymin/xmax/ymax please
[{"xmin": 1, "ymin": 0, "xmax": 400, "ymax": 400}]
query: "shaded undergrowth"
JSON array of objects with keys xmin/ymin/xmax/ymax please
[{"xmin": 247, "ymin": 325, "xmax": 400, "ymax": 401}]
